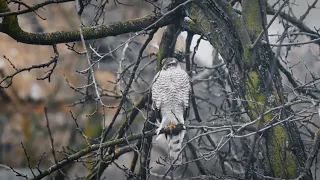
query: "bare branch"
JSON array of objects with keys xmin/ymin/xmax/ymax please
[{"xmin": 0, "ymin": 0, "xmax": 74, "ymax": 17}]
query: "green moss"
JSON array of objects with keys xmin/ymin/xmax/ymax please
[
  {"xmin": 0, "ymin": 0, "xmax": 9, "ymax": 12},
  {"xmin": 0, "ymin": 2, "xmax": 31, "ymax": 41},
  {"xmin": 226, "ymin": 3, "xmax": 233, "ymax": 14},
  {"xmin": 272, "ymin": 126, "xmax": 297, "ymax": 178},
  {"xmin": 156, "ymin": 47, "xmax": 164, "ymax": 70},
  {"xmin": 214, "ymin": 42, "xmax": 222, "ymax": 53},
  {"xmin": 243, "ymin": 44, "xmax": 252, "ymax": 65},
  {"xmin": 245, "ymin": 71, "xmax": 297, "ymax": 178},
  {"xmin": 245, "ymin": 71, "xmax": 273, "ymax": 122},
  {"xmin": 245, "ymin": 72, "xmax": 258, "ymax": 117},
  {"xmin": 234, "ymin": 18, "xmax": 242, "ymax": 29},
  {"xmin": 244, "ymin": 3, "xmax": 262, "ymax": 35},
  {"xmin": 189, "ymin": 4, "xmax": 209, "ymax": 30},
  {"xmin": 190, "ymin": 5, "xmax": 200, "ymax": 23},
  {"xmin": 286, "ymin": 152, "xmax": 297, "ymax": 177},
  {"xmin": 83, "ymin": 28, "xmax": 97, "ymax": 37},
  {"xmin": 272, "ymin": 126, "xmax": 285, "ymax": 176},
  {"xmin": 200, "ymin": 21, "xmax": 209, "ymax": 31}
]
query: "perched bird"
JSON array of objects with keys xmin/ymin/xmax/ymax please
[{"xmin": 151, "ymin": 57, "xmax": 191, "ymax": 164}]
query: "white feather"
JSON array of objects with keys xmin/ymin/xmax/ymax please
[{"xmin": 151, "ymin": 58, "xmax": 190, "ymax": 164}]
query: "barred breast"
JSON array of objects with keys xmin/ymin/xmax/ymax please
[{"xmin": 151, "ymin": 66, "xmax": 190, "ymax": 120}]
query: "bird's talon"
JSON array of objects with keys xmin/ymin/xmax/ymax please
[{"xmin": 168, "ymin": 123, "xmax": 176, "ymax": 134}]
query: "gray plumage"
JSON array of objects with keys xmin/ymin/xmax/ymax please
[{"xmin": 151, "ymin": 57, "xmax": 191, "ymax": 164}]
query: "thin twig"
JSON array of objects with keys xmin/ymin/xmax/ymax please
[
  {"xmin": 44, "ymin": 107, "xmax": 57, "ymax": 164},
  {"xmin": 295, "ymin": 130, "xmax": 320, "ymax": 180},
  {"xmin": 251, "ymin": 0, "xmax": 290, "ymax": 49},
  {"xmin": 31, "ymin": 125, "xmax": 185, "ymax": 180},
  {"xmin": 21, "ymin": 142, "xmax": 35, "ymax": 178},
  {"xmin": 0, "ymin": 0, "xmax": 73, "ymax": 17}
]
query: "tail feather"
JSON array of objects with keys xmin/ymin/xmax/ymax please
[{"xmin": 167, "ymin": 130, "xmax": 185, "ymax": 164}]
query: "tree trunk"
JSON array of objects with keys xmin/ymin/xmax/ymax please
[{"xmin": 185, "ymin": 0, "xmax": 311, "ymax": 179}]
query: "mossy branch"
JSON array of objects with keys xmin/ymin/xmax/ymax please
[
  {"xmin": 240, "ymin": 2, "xmax": 307, "ymax": 178},
  {"xmin": 32, "ymin": 125, "xmax": 185, "ymax": 180},
  {"xmin": 241, "ymin": 0, "xmax": 265, "ymax": 39},
  {"xmin": 0, "ymin": 0, "xmax": 172, "ymax": 45},
  {"xmin": 156, "ymin": 24, "xmax": 181, "ymax": 69},
  {"xmin": 185, "ymin": 0, "xmax": 247, "ymax": 64},
  {"xmin": 186, "ymin": 1, "xmax": 310, "ymax": 179}
]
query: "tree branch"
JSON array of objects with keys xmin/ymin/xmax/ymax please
[
  {"xmin": 0, "ymin": 0, "xmax": 74, "ymax": 17},
  {"xmin": 266, "ymin": 3, "xmax": 320, "ymax": 45},
  {"xmin": 0, "ymin": 0, "xmax": 173, "ymax": 45},
  {"xmin": 296, "ymin": 130, "xmax": 320, "ymax": 180},
  {"xmin": 31, "ymin": 125, "xmax": 185, "ymax": 180}
]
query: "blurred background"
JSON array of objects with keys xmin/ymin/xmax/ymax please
[
  {"xmin": 1, "ymin": 0, "xmax": 320, "ymax": 179},
  {"xmin": 0, "ymin": 1, "xmax": 183, "ymax": 179}
]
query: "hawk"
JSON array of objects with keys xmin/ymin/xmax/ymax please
[{"xmin": 151, "ymin": 57, "xmax": 191, "ymax": 164}]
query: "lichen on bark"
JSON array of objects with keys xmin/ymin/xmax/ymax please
[{"xmin": 186, "ymin": 0, "xmax": 309, "ymax": 179}]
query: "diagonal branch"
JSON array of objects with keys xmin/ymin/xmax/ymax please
[
  {"xmin": 295, "ymin": 130, "xmax": 320, "ymax": 180},
  {"xmin": 0, "ymin": 44, "xmax": 59, "ymax": 88},
  {"xmin": 0, "ymin": 0, "xmax": 173, "ymax": 45},
  {"xmin": 266, "ymin": 3, "xmax": 320, "ymax": 45},
  {"xmin": 0, "ymin": 0, "xmax": 74, "ymax": 17},
  {"xmin": 251, "ymin": 0, "xmax": 290, "ymax": 49},
  {"xmin": 31, "ymin": 125, "xmax": 185, "ymax": 180}
]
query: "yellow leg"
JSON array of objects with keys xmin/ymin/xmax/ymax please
[{"xmin": 168, "ymin": 123, "xmax": 176, "ymax": 134}]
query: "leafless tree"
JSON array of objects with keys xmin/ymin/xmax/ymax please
[{"xmin": 0, "ymin": 0, "xmax": 320, "ymax": 179}]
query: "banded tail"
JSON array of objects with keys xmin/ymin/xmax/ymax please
[{"xmin": 167, "ymin": 129, "xmax": 185, "ymax": 164}]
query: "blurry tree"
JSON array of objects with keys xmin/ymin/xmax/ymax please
[{"xmin": 0, "ymin": 0, "xmax": 320, "ymax": 180}]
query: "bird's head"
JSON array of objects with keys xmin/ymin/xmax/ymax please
[{"xmin": 161, "ymin": 57, "xmax": 178, "ymax": 70}]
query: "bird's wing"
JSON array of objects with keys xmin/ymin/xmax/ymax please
[
  {"xmin": 151, "ymin": 70, "xmax": 163, "ymax": 110},
  {"xmin": 181, "ymin": 70, "xmax": 191, "ymax": 110}
]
